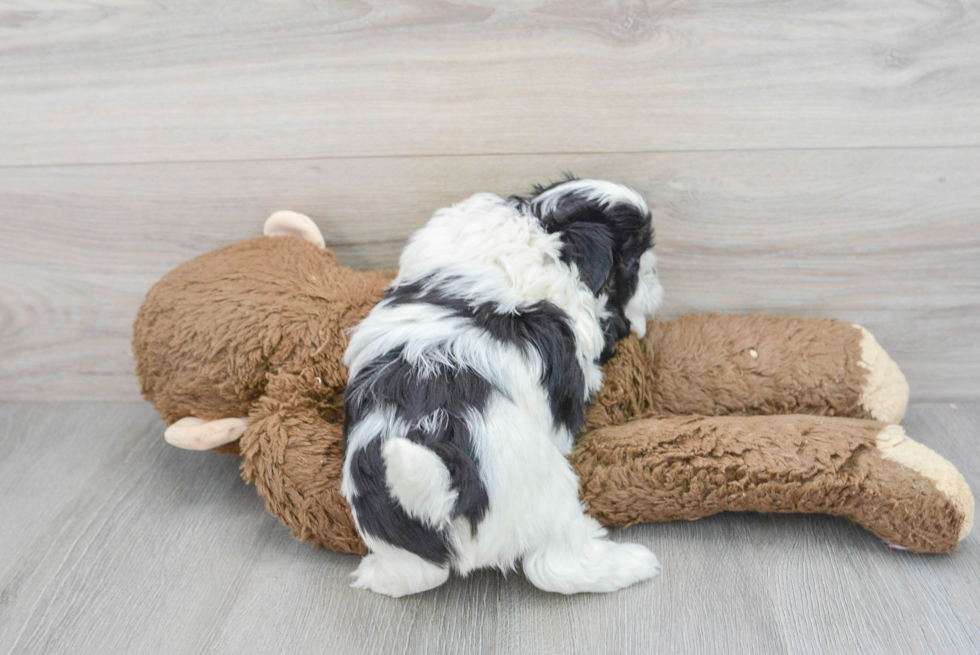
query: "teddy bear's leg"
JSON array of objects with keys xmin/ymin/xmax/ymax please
[
  {"xmin": 570, "ymin": 414, "xmax": 972, "ymax": 554},
  {"xmin": 587, "ymin": 314, "xmax": 909, "ymax": 432},
  {"xmin": 237, "ymin": 369, "xmax": 367, "ymax": 556}
]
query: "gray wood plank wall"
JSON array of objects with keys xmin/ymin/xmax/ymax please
[{"xmin": 2, "ymin": 0, "xmax": 979, "ymax": 402}]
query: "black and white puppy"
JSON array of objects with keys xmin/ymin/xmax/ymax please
[{"xmin": 341, "ymin": 178, "xmax": 664, "ymax": 596}]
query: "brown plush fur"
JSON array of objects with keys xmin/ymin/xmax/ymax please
[
  {"xmin": 134, "ymin": 233, "xmax": 973, "ymax": 554},
  {"xmin": 588, "ymin": 314, "xmax": 871, "ymax": 431},
  {"xmin": 573, "ymin": 415, "xmax": 964, "ymax": 554},
  {"xmin": 135, "ymin": 237, "xmax": 390, "ymax": 425}
]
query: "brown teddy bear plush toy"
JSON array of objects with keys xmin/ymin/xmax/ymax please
[{"xmin": 134, "ymin": 211, "xmax": 973, "ymax": 556}]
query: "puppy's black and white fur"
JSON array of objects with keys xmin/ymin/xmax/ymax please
[{"xmin": 341, "ymin": 178, "xmax": 664, "ymax": 596}]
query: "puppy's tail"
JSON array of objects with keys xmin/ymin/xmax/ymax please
[{"xmin": 382, "ymin": 437, "xmax": 458, "ymax": 528}]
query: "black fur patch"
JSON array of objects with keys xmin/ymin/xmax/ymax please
[
  {"xmin": 382, "ymin": 279, "xmax": 587, "ymax": 435},
  {"xmin": 598, "ymin": 309, "xmax": 631, "ymax": 365},
  {"xmin": 477, "ymin": 301, "xmax": 586, "ymax": 435},
  {"xmin": 347, "ymin": 440, "xmax": 452, "ymax": 566},
  {"xmin": 343, "ymin": 347, "xmax": 493, "ymax": 564},
  {"xmin": 558, "ymin": 222, "xmax": 615, "ymax": 294},
  {"xmin": 384, "ymin": 279, "xmax": 471, "ymax": 314}
]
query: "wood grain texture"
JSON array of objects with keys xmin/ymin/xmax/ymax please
[
  {"xmin": 1, "ymin": 0, "xmax": 979, "ymax": 166},
  {"xmin": 3, "ymin": 1, "xmax": 977, "ymax": 650},
  {"xmin": 0, "ymin": 403, "xmax": 278, "ymax": 655},
  {"xmin": 0, "ymin": 402, "xmax": 977, "ymax": 654},
  {"xmin": 2, "ymin": 149, "xmax": 978, "ymax": 402}
]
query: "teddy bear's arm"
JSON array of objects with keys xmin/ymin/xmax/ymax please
[
  {"xmin": 164, "ymin": 416, "xmax": 248, "ymax": 450},
  {"xmin": 570, "ymin": 414, "xmax": 973, "ymax": 554},
  {"xmin": 237, "ymin": 368, "xmax": 368, "ymax": 556},
  {"xmin": 587, "ymin": 314, "xmax": 909, "ymax": 432}
]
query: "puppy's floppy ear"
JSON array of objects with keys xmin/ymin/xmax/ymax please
[{"xmin": 560, "ymin": 222, "xmax": 614, "ymax": 294}]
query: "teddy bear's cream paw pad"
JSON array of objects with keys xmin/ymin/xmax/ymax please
[
  {"xmin": 855, "ymin": 325, "xmax": 910, "ymax": 423},
  {"xmin": 164, "ymin": 416, "xmax": 248, "ymax": 450},
  {"xmin": 264, "ymin": 210, "xmax": 325, "ymax": 249},
  {"xmin": 877, "ymin": 424, "xmax": 974, "ymax": 541}
]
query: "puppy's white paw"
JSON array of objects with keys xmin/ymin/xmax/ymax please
[
  {"xmin": 524, "ymin": 539, "xmax": 661, "ymax": 594},
  {"xmin": 600, "ymin": 542, "xmax": 662, "ymax": 589},
  {"xmin": 350, "ymin": 552, "xmax": 450, "ymax": 598}
]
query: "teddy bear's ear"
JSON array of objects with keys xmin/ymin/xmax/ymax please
[{"xmin": 263, "ymin": 210, "xmax": 326, "ymax": 249}]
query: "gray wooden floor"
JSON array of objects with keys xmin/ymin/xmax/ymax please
[{"xmin": 1, "ymin": 402, "xmax": 977, "ymax": 655}]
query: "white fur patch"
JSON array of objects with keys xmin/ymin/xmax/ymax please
[
  {"xmin": 349, "ymin": 540, "xmax": 451, "ymax": 598},
  {"xmin": 382, "ymin": 438, "xmax": 458, "ymax": 528},
  {"xmin": 623, "ymin": 250, "xmax": 664, "ymax": 338}
]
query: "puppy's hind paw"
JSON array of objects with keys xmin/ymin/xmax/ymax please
[
  {"xmin": 349, "ymin": 551, "xmax": 450, "ymax": 598},
  {"xmin": 524, "ymin": 540, "xmax": 661, "ymax": 594},
  {"xmin": 602, "ymin": 542, "xmax": 661, "ymax": 589}
]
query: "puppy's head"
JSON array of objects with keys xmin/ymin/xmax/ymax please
[{"xmin": 520, "ymin": 177, "xmax": 663, "ymax": 362}]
